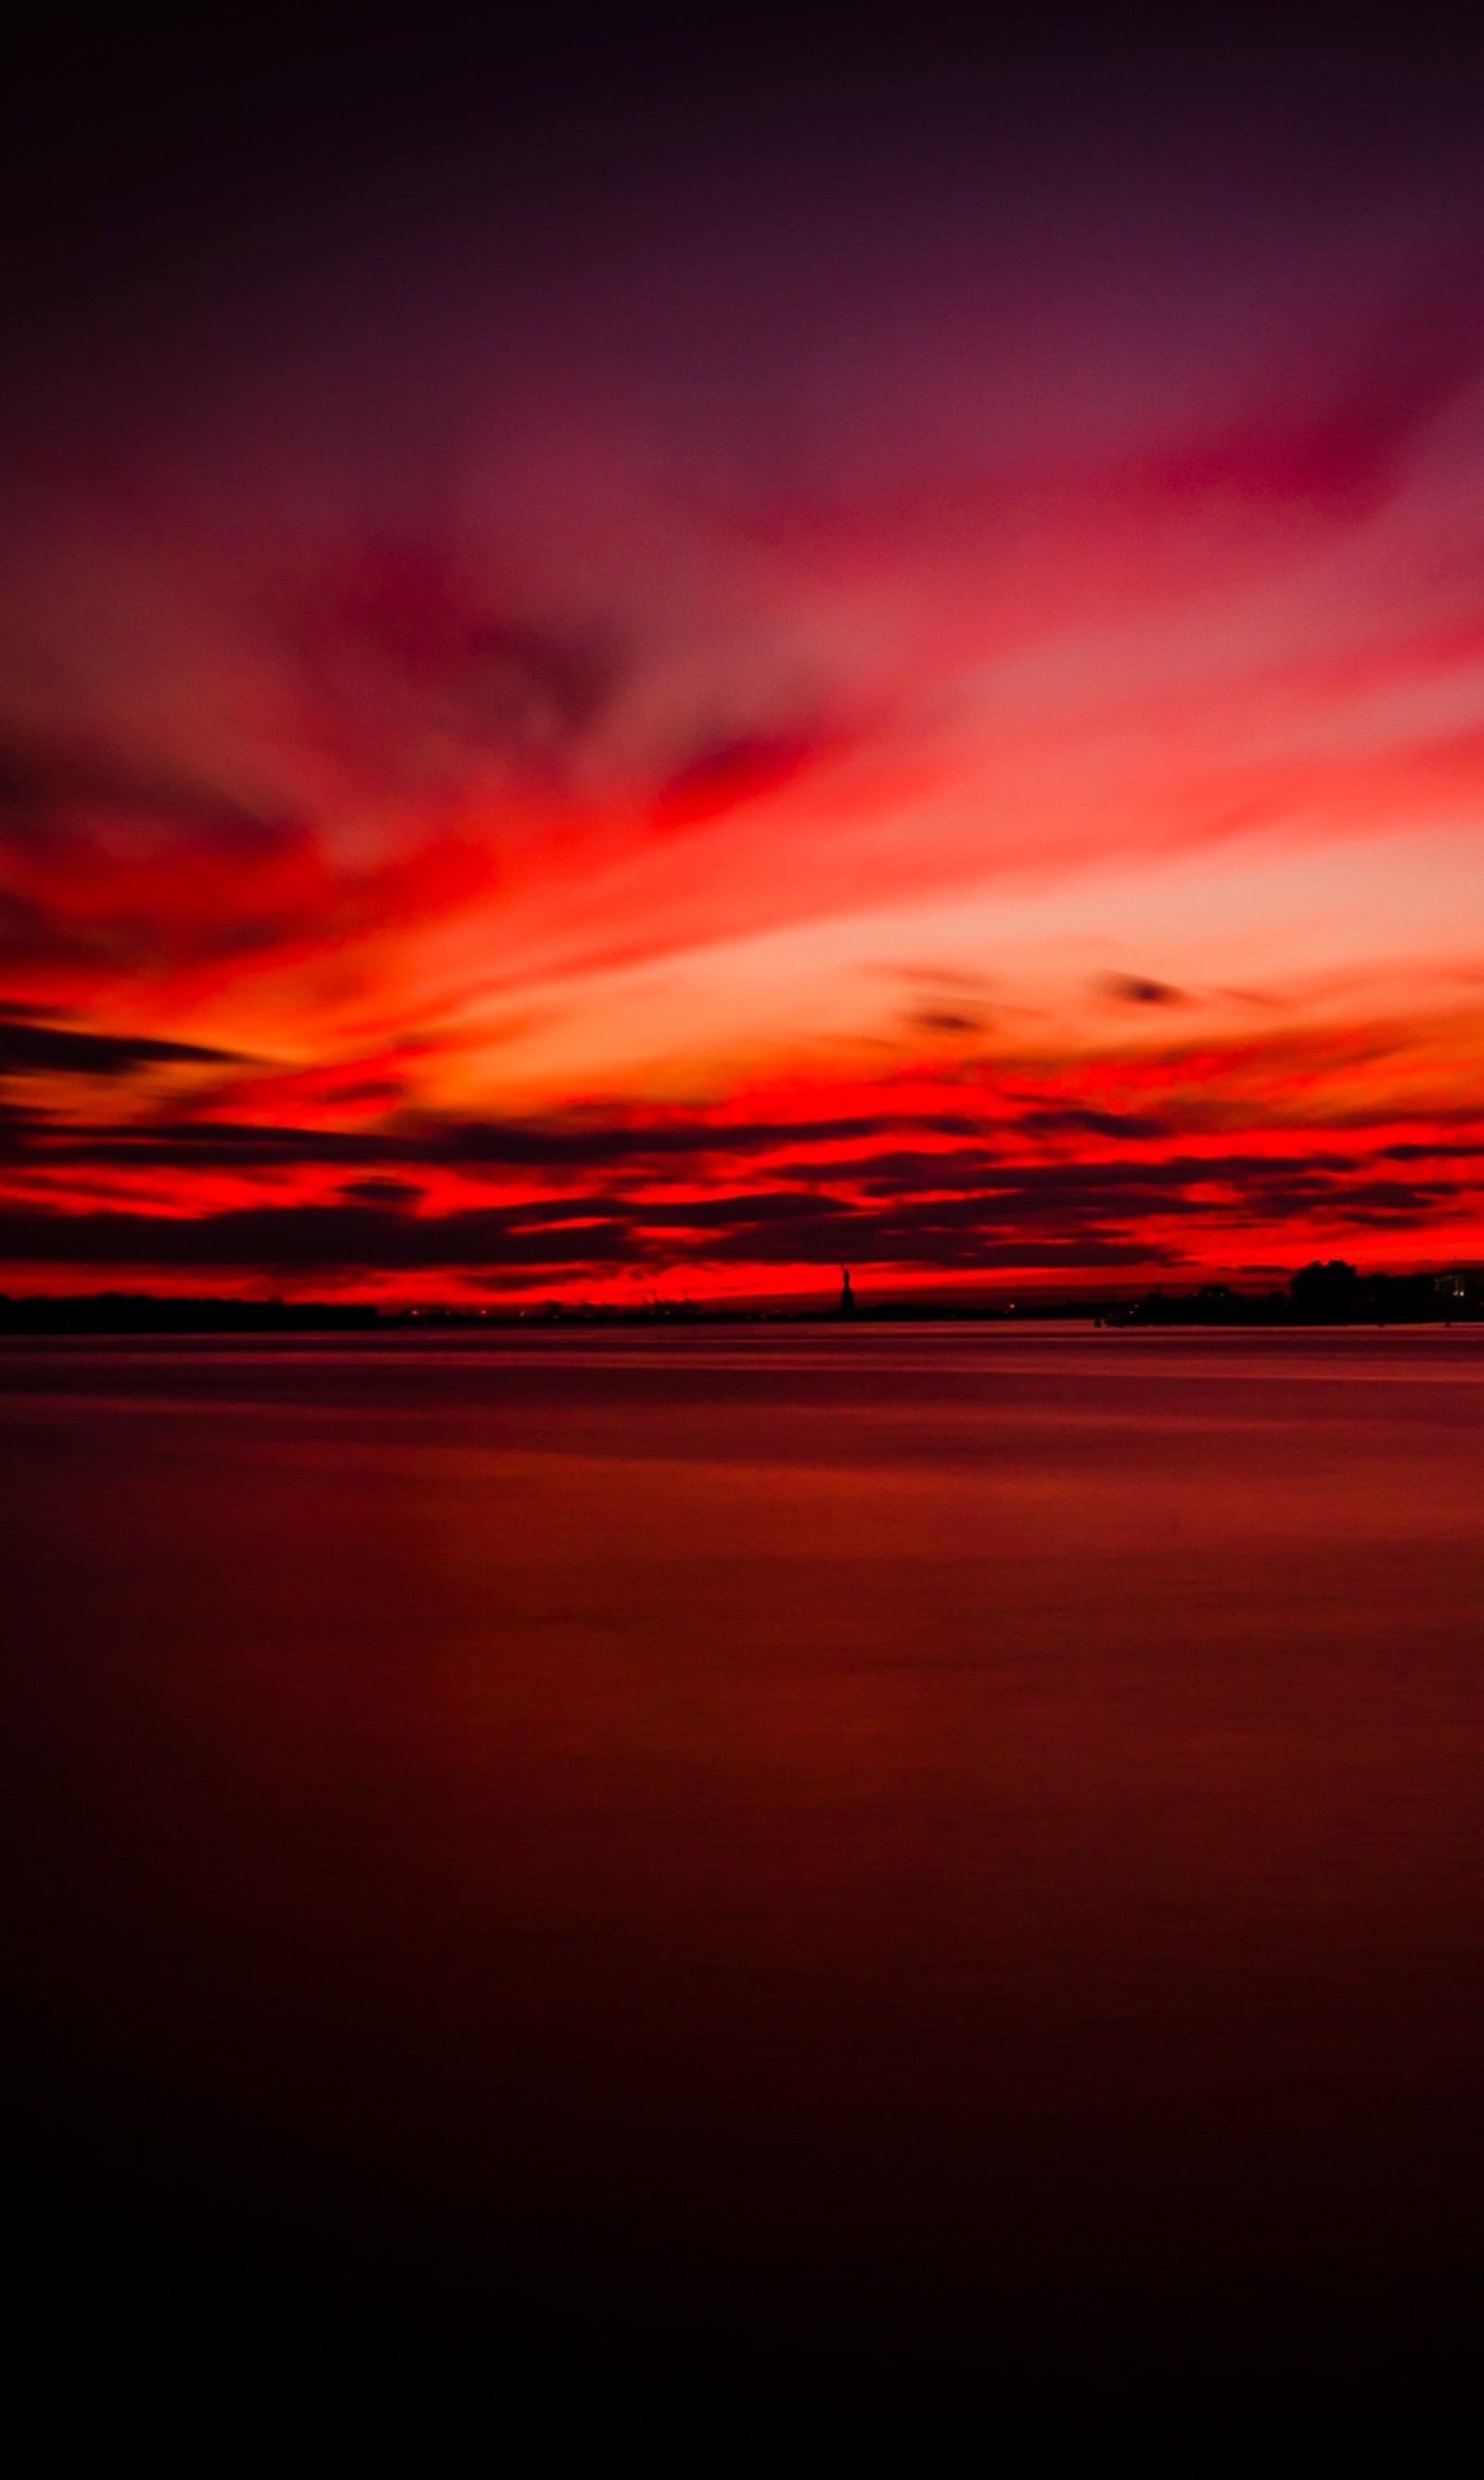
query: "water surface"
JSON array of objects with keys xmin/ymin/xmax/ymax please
[{"xmin": 6, "ymin": 1326, "xmax": 1484, "ymax": 2433}]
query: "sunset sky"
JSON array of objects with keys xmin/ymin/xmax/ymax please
[{"xmin": 6, "ymin": 13, "xmax": 1484, "ymax": 1300}]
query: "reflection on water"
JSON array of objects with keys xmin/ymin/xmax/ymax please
[{"xmin": 6, "ymin": 1327, "xmax": 1484, "ymax": 2425}]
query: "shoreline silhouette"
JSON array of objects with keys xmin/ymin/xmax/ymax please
[{"xmin": 1, "ymin": 1260, "xmax": 1478, "ymax": 1333}]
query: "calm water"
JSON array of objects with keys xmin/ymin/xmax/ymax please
[{"xmin": 6, "ymin": 1326, "xmax": 1484, "ymax": 2434}]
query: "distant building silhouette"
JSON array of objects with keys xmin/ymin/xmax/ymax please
[
  {"xmin": 1290, "ymin": 1260, "xmax": 1360, "ymax": 1321},
  {"xmin": 838, "ymin": 1266, "xmax": 857, "ymax": 1317}
]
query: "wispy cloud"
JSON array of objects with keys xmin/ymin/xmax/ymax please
[{"xmin": 4, "ymin": 50, "xmax": 1484, "ymax": 1291}]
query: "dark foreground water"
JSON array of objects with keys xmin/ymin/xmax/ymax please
[{"xmin": 6, "ymin": 1327, "xmax": 1484, "ymax": 2446}]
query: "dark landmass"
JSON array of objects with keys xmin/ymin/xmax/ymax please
[
  {"xmin": 1, "ymin": 1259, "xmax": 1481, "ymax": 1332},
  {"xmin": 0, "ymin": 1293, "xmax": 384, "ymax": 1333},
  {"xmin": 1098, "ymin": 1260, "xmax": 1484, "ymax": 1328}
]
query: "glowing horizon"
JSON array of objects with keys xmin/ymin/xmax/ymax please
[{"xmin": 5, "ymin": 28, "xmax": 1484, "ymax": 1301}]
